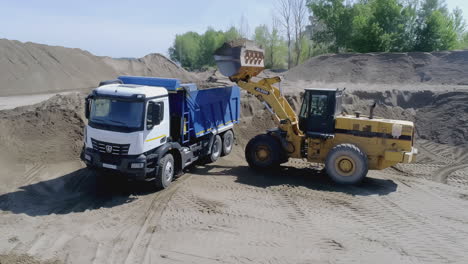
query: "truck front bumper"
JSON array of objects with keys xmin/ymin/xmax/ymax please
[{"xmin": 81, "ymin": 148, "xmax": 154, "ymax": 181}]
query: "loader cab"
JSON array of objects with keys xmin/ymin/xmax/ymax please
[{"xmin": 299, "ymin": 88, "xmax": 342, "ymax": 138}]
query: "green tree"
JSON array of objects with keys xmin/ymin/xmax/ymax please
[
  {"xmin": 169, "ymin": 27, "xmax": 241, "ymax": 70},
  {"xmin": 253, "ymin": 24, "xmax": 288, "ymax": 69},
  {"xmin": 414, "ymin": 0, "xmax": 457, "ymax": 51},
  {"xmin": 350, "ymin": 0, "xmax": 411, "ymax": 52},
  {"xmin": 307, "ymin": 0, "xmax": 355, "ymax": 52},
  {"xmin": 199, "ymin": 28, "xmax": 226, "ymax": 67},
  {"xmin": 224, "ymin": 27, "xmax": 242, "ymax": 42},
  {"xmin": 306, "ymin": 0, "xmax": 465, "ymax": 53},
  {"xmin": 414, "ymin": 10, "xmax": 457, "ymax": 51},
  {"xmin": 169, "ymin": 32, "xmax": 201, "ymax": 70}
]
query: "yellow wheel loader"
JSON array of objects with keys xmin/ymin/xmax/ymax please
[{"xmin": 214, "ymin": 39, "xmax": 418, "ymax": 184}]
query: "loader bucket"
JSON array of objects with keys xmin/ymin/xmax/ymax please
[{"xmin": 214, "ymin": 39, "xmax": 265, "ymax": 80}]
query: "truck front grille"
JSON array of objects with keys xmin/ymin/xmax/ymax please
[{"xmin": 91, "ymin": 138, "xmax": 130, "ymax": 155}]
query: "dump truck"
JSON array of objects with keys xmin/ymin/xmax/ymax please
[
  {"xmin": 214, "ymin": 39, "xmax": 417, "ymax": 184},
  {"xmin": 81, "ymin": 76, "xmax": 240, "ymax": 188}
]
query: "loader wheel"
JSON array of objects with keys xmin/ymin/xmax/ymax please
[
  {"xmin": 325, "ymin": 144, "xmax": 368, "ymax": 185},
  {"xmin": 208, "ymin": 135, "xmax": 222, "ymax": 163},
  {"xmin": 245, "ymin": 134, "xmax": 282, "ymax": 170},
  {"xmin": 221, "ymin": 130, "xmax": 234, "ymax": 156},
  {"xmin": 155, "ymin": 153, "xmax": 174, "ymax": 189}
]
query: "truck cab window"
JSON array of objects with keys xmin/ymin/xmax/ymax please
[{"xmin": 94, "ymin": 98, "xmax": 111, "ymax": 117}]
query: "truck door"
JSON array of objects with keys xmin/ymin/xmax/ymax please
[{"xmin": 144, "ymin": 98, "xmax": 170, "ymax": 152}]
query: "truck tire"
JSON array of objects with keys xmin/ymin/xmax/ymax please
[
  {"xmin": 208, "ymin": 135, "xmax": 222, "ymax": 163},
  {"xmin": 155, "ymin": 153, "xmax": 174, "ymax": 189},
  {"xmin": 325, "ymin": 144, "xmax": 368, "ymax": 185},
  {"xmin": 221, "ymin": 130, "xmax": 234, "ymax": 156},
  {"xmin": 245, "ymin": 134, "xmax": 282, "ymax": 170}
]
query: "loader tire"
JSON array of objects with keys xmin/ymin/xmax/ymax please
[
  {"xmin": 245, "ymin": 134, "xmax": 282, "ymax": 170},
  {"xmin": 221, "ymin": 130, "xmax": 234, "ymax": 156},
  {"xmin": 155, "ymin": 153, "xmax": 174, "ymax": 189},
  {"xmin": 325, "ymin": 144, "xmax": 368, "ymax": 185}
]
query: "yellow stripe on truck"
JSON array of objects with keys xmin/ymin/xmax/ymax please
[
  {"xmin": 145, "ymin": 134, "xmax": 166, "ymax": 142},
  {"xmin": 196, "ymin": 120, "xmax": 237, "ymax": 135}
]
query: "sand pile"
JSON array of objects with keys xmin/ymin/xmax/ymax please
[
  {"xmin": 0, "ymin": 93, "xmax": 85, "ymax": 164},
  {"xmin": 286, "ymin": 50, "xmax": 468, "ymax": 85},
  {"xmin": 101, "ymin": 53, "xmax": 196, "ymax": 82},
  {"xmin": 0, "ymin": 39, "xmax": 197, "ymax": 96},
  {"xmin": 0, "ymin": 39, "xmax": 115, "ymax": 96}
]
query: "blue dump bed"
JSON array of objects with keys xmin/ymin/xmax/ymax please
[{"xmin": 118, "ymin": 76, "xmax": 240, "ymax": 143}]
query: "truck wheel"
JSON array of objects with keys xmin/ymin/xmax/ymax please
[
  {"xmin": 221, "ymin": 130, "xmax": 234, "ymax": 156},
  {"xmin": 208, "ymin": 135, "xmax": 222, "ymax": 163},
  {"xmin": 155, "ymin": 153, "xmax": 174, "ymax": 189},
  {"xmin": 325, "ymin": 144, "xmax": 368, "ymax": 185},
  {"xmin": 245, "ymin": 134, "xmax": 282, "ymax": 170}
]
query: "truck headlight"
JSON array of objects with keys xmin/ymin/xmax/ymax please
[
  {"xmin": 84, "ymin": 154, "xmax": 92, "ymax": 161},
  {"xmin": 130, "ymin": 162, "xmax": 145, "ymax": 169}
]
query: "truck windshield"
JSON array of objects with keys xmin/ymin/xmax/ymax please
[{"xmin": 90, "ymin": 98, "xmax": 144, "ymax": 131}]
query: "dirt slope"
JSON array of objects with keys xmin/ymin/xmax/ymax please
[
  {"xmin": 0, "ymin": 93, "xmax": 85, "ymax": 164},
  {"xmin": 286, "ymin": 50, "xmax": 468, "ymax": 85},
  {"xmin": 101, "ymin": 54, "xmax": 195, "ymax": 82},
  {"xmin": 0, "ymin": 39, "xmax": 197, "ymax": 96}
]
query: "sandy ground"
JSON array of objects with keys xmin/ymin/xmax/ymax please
[
  {"xmin": 0, "ymin": 142, "xmax": 467, "ymax": 264},
  {"xmin": 0, "ymin": 87, "xmax": 467, "ymax": 263},
  {"xmin": 0, "ymin": 85, "xmax": 467, "ymax": 264}
]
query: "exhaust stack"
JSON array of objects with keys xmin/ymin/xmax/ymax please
[{"xmin": 369, "ymin": 102, "xmax": 377, "ymax": 119}]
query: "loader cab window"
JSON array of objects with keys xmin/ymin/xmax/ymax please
[
  {"xmin": 299, "ymin": 90, "xmax": 337, "ymax": 136},
  {"xmin": 299, "ymin": 93, "xmax": 328, "ymax": 118},
  {"xmin": 310, "ymin": 95, "xmax": 328, "ymax": 116}
]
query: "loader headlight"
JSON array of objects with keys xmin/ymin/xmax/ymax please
[{"xmin": 130, "ymin": 162, "xmax": 145, "ymax": 169}]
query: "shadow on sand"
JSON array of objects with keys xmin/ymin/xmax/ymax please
[
  {"xmin": 0, "ymin": 163, "xmax": 397, "ymax": 217},
  {"xmin": 0, "ymin": 168, "xmax": 158, "ymax": 217},
  {"xmin": 191, "ymin": 164, "xmax": 398, "ymax": 196}
]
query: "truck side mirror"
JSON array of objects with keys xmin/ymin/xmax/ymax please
[
  {"xmin": 147, "ymin": 101, "xmax": 164, "ymax": 129},
  {"xmin": 153, "ymin": 103, "xmax": 163, "ymax": 126},
  {"xmin": 85, "ymin": 96, "xmax": 92, "ymax": 119}
]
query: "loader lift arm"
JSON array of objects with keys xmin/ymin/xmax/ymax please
[
  {"xmin": 214, "ymin": 40, "xmax": 304, "ymax": 158},
  {"xmin": 236, "ymin": 77, "xmax": 302, "ymax": 136}
]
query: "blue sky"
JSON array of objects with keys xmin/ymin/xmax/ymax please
[{"xmin": 0, "ymin": 0, "xmax": 466, "ymax": 58}]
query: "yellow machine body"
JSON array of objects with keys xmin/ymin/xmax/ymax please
[
  {"xmin": 214, "ymin": 39, "xmax": 417, "ymax": 176},
  {"xmin": 307, "ymin": 116, "xmax": 416, "ymax": 170}
]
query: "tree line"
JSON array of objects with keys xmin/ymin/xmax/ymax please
[{"xmin": 169, "ymin": 0, "xmax": 468, "ymax": 71}]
